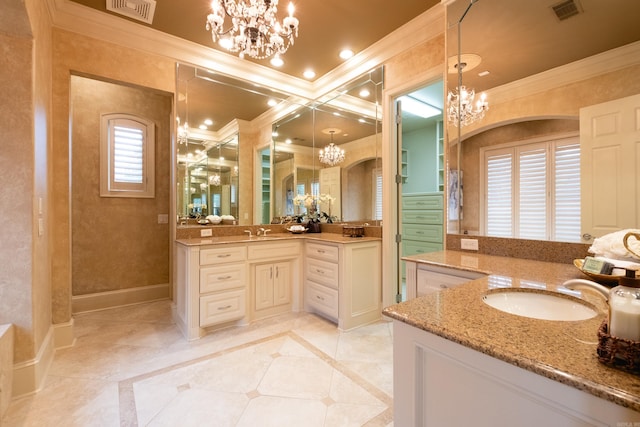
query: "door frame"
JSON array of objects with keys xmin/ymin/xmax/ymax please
[{"xmin": 381, "ymin": 68, "xmax": 445, "ymax": 308}]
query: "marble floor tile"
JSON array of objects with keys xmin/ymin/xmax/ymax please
[{"xmin": 3, "ymin": 301, "xmax": 394, "ymax": 427}]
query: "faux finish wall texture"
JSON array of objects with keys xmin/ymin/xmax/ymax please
[{"xmin": 70, "ymin": 76, "xmax": 172, "ymax": 296}]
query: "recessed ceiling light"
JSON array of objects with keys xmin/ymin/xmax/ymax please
[
  {"xmin": 268, "ymin": 99, "xmax": 278, "ymax": 107},
  {"xmin": 340, "ymin": 49, "xmax": 354, "ymax": 60},
  {"xmin": 285, "ymin": 139, "xmax": 292, "ymax": 144},
  {"xmin": 270, "ymin": 55, "xmax": 284, "ymax": 67},
  {"xmin": 303, "ymin": 69, "xmax": 316, "ymax": 79},
  {"xmin": 204, "ymin": 119, "xmax": 213, "ymax": 125},
  {"xmin": 199, "ymin": 124, "xmax": 208, "ymax": 130},
  {"xmin": 358, "ymin": 118, "xmax": 366, "ymax": 123},
  {"xmin": 478, "ymin": 70, "xmax": 490, "ymax": 77},
  {"xmin": 359, "ymin": 89, "xmax": 370, "ymax": 98}
]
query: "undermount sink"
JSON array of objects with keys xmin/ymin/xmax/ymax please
[{"xmin": 482, "ymin": 291, "xmax": 598, "ymax": 321}]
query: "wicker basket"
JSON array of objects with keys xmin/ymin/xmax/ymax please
[
  {"xmin": 342, "ymin": 225, "xmax": 364, "ymax": 238},
  {"xmin": 597, "ymin": 320, "xmax": 640, "ymax": 375}
]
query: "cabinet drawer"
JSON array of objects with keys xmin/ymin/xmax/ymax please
[
  {"xmin": 200, "ymin": 246, "xmax": 246, "ymax": 265},
  {"xmin": 402, "ymin": 241, "xmax": 442, "ymax": 256},
  {"xmin": 200, "ymin": 289, "xmax": 246, "ymax": 327},
  {"xmin": 401, "ymin": 210, "xmax": 443, "ymax": 225},
  {"xmin": 305, "ymin": 242, "xmax": 339, "ymax": 263},
  {"xmin": 417, "ymin": 269, "xmax": 479, "ymax": 297},
  {"xmin": 402, "ymin": 194, "xmax": 443, "ymax": 210},
  {"xmin": 247, "ymin": 241, "xmax": 301, "ymax": 261},
  {"xmin": 200, "ymin": 264, "xmax": 245, "ymax": 293},
  {"xmin": 306, "ymin": 281, "xmax": 338, "ymax": 319},
  {"xmin": 306, "ymin": 257, "xmax": 339, "ymax": 289},
  {"xmin": 402, "ymin": 224, "xmax": 443, "ymax": 243}
]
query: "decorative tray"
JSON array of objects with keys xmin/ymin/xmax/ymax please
[
  {"xmin": 286, "ymin": 227, "xmax": 308, "ymax": 234},
  {"xmin": 573, "ymin": 259, "xmax": 621, "ymax": 286}
]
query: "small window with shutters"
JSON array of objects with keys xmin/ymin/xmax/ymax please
[
  {"xmin": 480, "ymin": 134, "xmax": 580, "ymax": 242},
  {"xmin": 100, "ymin": 113, "xmax": 155, "ymax": 198}
]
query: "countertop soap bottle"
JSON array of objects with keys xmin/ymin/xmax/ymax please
[{"xmin": 609, "ymin": 267, "xmax": 640, "ymax": 341}]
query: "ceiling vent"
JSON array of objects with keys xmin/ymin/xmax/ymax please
[
  {"xmin": 106, "ymin": 0, "xmax": 156, "ymax": 25},
  {"xmin": 551, "ymin": 0, "xmax": 582, "ymax": 21}
]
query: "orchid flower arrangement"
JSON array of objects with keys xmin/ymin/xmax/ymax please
[{"xmin": 292, "ymin": 193, "xmax": 337, "ymax": 223}]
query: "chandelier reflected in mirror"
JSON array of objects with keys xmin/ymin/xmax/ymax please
[
  {"xmin": 205, "ymin": 0, "xmax": 299, "ymax": 60},
  {"xmin": 319, "ymin": 130, "xmax": 345, "ymax": 167},
  {"xmin": 446, "ymin": 84, "xmax": 488, "ymax": 127}
]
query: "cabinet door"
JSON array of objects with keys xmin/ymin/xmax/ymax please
[
  {"xmin": 254, "ymin": 264, "xmax": 274, "ymax": 311},
  {"xmin": 273, "ymin": 261, "xmax": 291, "ymax": 307}
]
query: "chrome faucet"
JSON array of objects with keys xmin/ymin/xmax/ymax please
[
  {"xmin": 244, "ymin": 230, "xmax": 252, "ymax": 238},
  {"xmin": 562, "ymin": 279, "xmax": 610, "ymax": 300}
]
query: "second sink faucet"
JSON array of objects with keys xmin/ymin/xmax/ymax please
[
  {"xmin": 257, "ymin": 227, "xmax": 271, "ymax": 236},
  {"xmin": 244, "ymin": 230, "xmax": 252, "ymax": 238}
]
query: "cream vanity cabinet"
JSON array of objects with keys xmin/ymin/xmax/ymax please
[
  {"xmin": 304, "ymin": 239, "xmax": 381, "ymax": 330},
  {"xmin": 247, "ymin": 241, "xmax": 301, "ymax": 321},
  {"xmin": 405, "ymin": 261, "xmax": 485, "ymax": 299},
  {"xmin": 393, "ymin": 320, "xmax": 640, "ymax": 426},
  {"xmin": 175, "ymin": 243, "xmax": 248, "ymax": 340}
]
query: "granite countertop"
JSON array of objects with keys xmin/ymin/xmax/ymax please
[
  {"xmin": 384, "ymin": 250, "xmax": 640, "ymax": 413},
  {"xmin": 175, "ymin": 232, "xmax": 381, "ymax": 246}
]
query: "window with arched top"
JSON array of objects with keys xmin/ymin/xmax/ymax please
[{"xmin": 100, "ymin": 113, "xmax": 155, "ymax": 198}]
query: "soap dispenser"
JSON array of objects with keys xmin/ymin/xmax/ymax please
[{"xmin": 609, "ymin": 268, "xmax": 640, "ymax": 341}]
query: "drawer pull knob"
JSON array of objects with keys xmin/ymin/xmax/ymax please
[
  {"xmin": 217, "ymin": 275, "xmax": 232, "ymax": 280},
  {"xmin": 316, "ymin": 269, "xmax": 325, "ymax": 275},
  {"xmin": 217, "ymin": 305, "xmax": 232, "ymax": 310},
  {"xmin": 217, "ymin": 254, "xmax": 232, "ymax": 258},
  {"xmin": 439, "ymin": 284, "xmax": 448, "ymax": 289},
  {"xmin": 316, "ymin": 295, "xmax": 325, "ymax": 301},
  {"xmin": 317, "ymin": 249, "xmax": 325, "ymax": 254}
]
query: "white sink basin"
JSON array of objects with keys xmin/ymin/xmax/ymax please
[{"xmin": 482, "ymin": 291, "xmax": 597, "ymax": 321}]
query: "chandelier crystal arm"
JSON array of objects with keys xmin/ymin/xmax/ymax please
[{"xmin": 206, "ymin": 0, "xmax": 299, "ymax": 60}]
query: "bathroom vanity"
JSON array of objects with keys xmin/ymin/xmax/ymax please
[
  {"xmin": 175, "ymin": 233, "xmax": 381, "ymax": 340},
  {"xmin": 386, "ymin": 251, "xmax": 640, "ymax": 426}
]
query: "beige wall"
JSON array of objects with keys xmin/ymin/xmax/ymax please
[
  {"xmin": 0, "ymin": 0, "xmax": 53, "ymax": 366},
  {"xmin": 51, "ymin": 29, "xmax": 176, "ymax": 324},
  {"xmin": 70, "ymin": 76, "xmax": 171, "ymax": 295}
]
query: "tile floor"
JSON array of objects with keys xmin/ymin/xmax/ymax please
[{"xmin": 3, "ymin": 301, "xmax": 394, "ymax": 426}]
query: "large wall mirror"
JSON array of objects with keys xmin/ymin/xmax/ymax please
[
  {"xmin": 270, "ymin": 67, "xmax": 383, "ymax": 224},
  {"xmin": 176, "ymin": 63, "xmax": 295, "ymax": 225},
  {"xmin": 445, "ymin": 0, "xmax": 640, "ymax": 243},
  {"xmin": 175, "ymin": 62, "xmax": 383, "ymax": 226}
]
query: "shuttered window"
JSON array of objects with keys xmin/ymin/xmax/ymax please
[
  {"xmin": 100, "ymin": 113, "xmax": 155, "ymax": 198},
  {"xmin": 373, "ymin": 168, "xmax": 382, "ymax": 220},
  {"xmin": 480, "ymin": 135, "xmax": 580, "ymax": 242}
]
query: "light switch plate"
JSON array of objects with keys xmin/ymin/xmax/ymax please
[
  {"xmin": 157, "ymin": 214, "xmax": 168, "ymax": 224},
  {"xmin": 461, "ymin": 238, "xmax": 479, "ymax": 251},
  {"xmin": 200, "ymin": 229, "xmax": 213, "ymax": 237}
]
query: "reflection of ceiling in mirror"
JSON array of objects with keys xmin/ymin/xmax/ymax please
[
  {"xmin": 446, "ymin": 0, "xmax": 640, "ymax": 93},
  {"xmin": 177, "ymin": 63, "xmax": 295, "ymax": 134}
]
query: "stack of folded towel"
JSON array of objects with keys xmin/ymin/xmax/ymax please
[{"xmin": 588, "ymin": 229, "xmax": 640, "ymax": 275}]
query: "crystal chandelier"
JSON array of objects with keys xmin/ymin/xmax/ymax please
[
  {"xmin": 319, "ymin": 131, "xmax": 345, "ymax": 167},
  {"xmin": 177, "ymin": 118, "xmax": 189, "ymax": 145},
  {"xmin": 205, "ymin": 0, "xmax": 299, "ymax": 60},
  {"xmin": 209, "ymin": 174, "xmax": 221, "ymax": 186},
  {"xmin": 446, "ymin": 85, "xmax": 488, "ymax": 127}
]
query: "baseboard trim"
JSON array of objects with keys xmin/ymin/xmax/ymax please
[
  {"xmin": 12, "ymin": 326, "xmax": 55, "ymax": 398},
  {"xmin": 72, "ymin": 283, "xmax": 170, "ymax": 314},
  {"xmin": 53, "ymin": 318, "xmax": 76, "ymax": 349}
]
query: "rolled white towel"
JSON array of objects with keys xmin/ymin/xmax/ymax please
[{"xmin": 589, "ymin": 229, "xmax": 640, "ymax": 262}]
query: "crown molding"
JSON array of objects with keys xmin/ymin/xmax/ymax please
[
  {"xmin": 47, "ymin": 0, "xmax": 445, "ymax": 102},
  {"xmin": 488, "ymin": 40, "xmax": 640, "ymax": 104},
  {"xmin": 46, "ymin": 0, "xmax": 315, "ymax": 99}
]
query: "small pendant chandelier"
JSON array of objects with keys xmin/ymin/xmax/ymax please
[
  {"xmin": 206, "ymin": 0, "xmax": 299, "ymax": 60},
  {"xmin": 319, "ymin": 130, "xmax": 345, "ymax": 167},
  {"xmin": 446, "ymin": 84, "xmax": 488, "ymax": 127}
]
